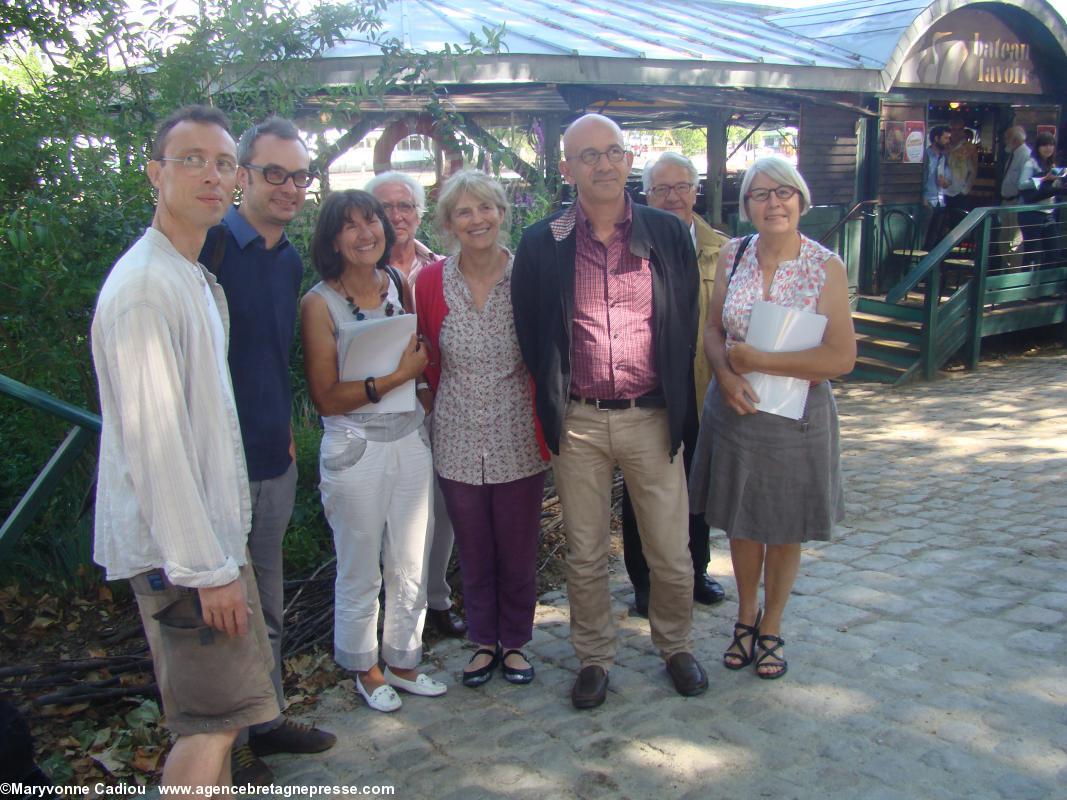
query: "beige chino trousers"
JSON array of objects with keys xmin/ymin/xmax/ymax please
[{"xmin": 552, "ymin": 400, "xmax": 694, "ymax": 669}]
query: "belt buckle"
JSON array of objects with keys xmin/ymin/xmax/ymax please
[{"xmin": 594, "ymin": 398, "xmax": 609, "ymax": 411}]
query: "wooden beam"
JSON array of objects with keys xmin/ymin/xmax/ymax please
[
  {"xmin": 312, "ymin": 116, "xmax": 379, "ymax": 175},
  {"xmin": 705, "ymin": 110, "xmax": 729, "ymax": 228}
]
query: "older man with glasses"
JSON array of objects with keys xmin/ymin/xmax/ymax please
[
  {"xmin": 512, "ymin": 115, "xmax": 709, "ymax": 710},
  {"xmin": 614, "ymin": 153, "xmax": 729, "ymax": 618},
  {"xmin": 365, "ymin": 171, "xmax": 467, "ymax": 641}
]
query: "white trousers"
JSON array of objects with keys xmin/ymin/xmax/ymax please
[{"xmin": 319, "ymin": 427, "xmax": 434, "ymax": 671}]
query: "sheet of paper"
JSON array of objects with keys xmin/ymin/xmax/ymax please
[
  {"xmin": 338, "ymin": 314, "xmax": 417, "ymax": 414},
  {"xmin": 743, "ymin": 300, "xmax": 828, "ymax": 420}
]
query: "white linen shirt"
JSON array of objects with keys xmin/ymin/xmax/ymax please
[{"xmin": 91, "ymin": 227, "xmax": 252, "ymax": 587}]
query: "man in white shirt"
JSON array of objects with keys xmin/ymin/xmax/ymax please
[
  {"xmin": 91, "ymin": 106, "xmax": 277, "ymax": 789},
  {"xmin": 999, "ymin": 126, "xmax": 1030, "ymax": 269}
]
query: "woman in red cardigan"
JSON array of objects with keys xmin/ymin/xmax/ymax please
[{"xmin": 415, "ymin": 169, "xmax": 548, "ymax": 688}]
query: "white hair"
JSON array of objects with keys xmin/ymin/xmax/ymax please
[
  {"xmin": 642, "ymin": 152, "xmax": 698, "ymax": 194},
  {"xmin": 738, "ymin": 156, "xmax": 812, "ymax": 223},
  {"xmin": 364, "ymin": 170, "xmax": 426, "ymax": 214}
]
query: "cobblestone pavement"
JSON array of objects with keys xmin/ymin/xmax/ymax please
[{"xmin": 268, "ymin": 353, "xmax": 1067, "ymax": 800}]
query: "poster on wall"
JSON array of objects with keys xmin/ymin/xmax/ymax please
[
  {"xmin": 884, "ymin": 121, "xmax": 905, "ymax": 162},
  {"xmin": 1038, "ymin": 125, "xmax": 1057, "ymax": 138},
  {"xmin": 904, "ymin": 121, "xmax": 926, "ymax": 163}
]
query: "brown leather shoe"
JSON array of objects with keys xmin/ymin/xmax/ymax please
[
  {"xmin": 666, "ymin": 652, "xmax": 709, "ymax": 697},
  {"xmin": 426, "ymin": 607, "xmax": 467, "ymax": 638},
  {"xmin": 571, "ymin": 665, "xmax": 609, "ymax": 710}
]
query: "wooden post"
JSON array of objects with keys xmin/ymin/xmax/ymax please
[
  {"xmin": 543, "ymin": 114, "xmax": 563, "ymax": 202},
  {"xmin": 705, "ymin": 110, "xmax": 728, "ymax": 228}
]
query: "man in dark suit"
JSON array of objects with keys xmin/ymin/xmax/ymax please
[{"xmin": 511, "ymin": 114, "xmax": 709, "ymax": 710}]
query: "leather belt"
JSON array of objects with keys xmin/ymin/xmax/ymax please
[{"xmin": 570, "ymin": 394, "xmax": 666, "ymax": 411}]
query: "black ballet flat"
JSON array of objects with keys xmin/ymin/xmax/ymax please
[
  {"xmin": 462, "ymin": 645, "xmax": 501, "ymax": 688},
  {"xmin": 501, "ymin": 649, "xmax": 535, "ymax": 685}
]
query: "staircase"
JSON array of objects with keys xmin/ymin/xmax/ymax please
[
  {"xmin": 851, "ymin": 296, "xmax": 923, "ymax": 383},
  {"xmin": 845, "ymin": 203, "xmax": 1067, "ymax": 385}
]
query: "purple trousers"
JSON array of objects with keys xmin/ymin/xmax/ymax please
[{"xmin": 437, "ymin": 471, "xmax": 545, "ymax": 649}]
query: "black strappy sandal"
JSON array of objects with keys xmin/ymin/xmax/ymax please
[
  {"xmin": 754, "ymin": 634, "xmax": 788, "ymax": 680},
  {"xmin": 723, "ymin": 609, "xmax": 763, "ymax": 670}
]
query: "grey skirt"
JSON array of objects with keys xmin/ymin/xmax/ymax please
[{"xmin": 687, "ymin": 379, "xmax": 845, "ymax": 544}]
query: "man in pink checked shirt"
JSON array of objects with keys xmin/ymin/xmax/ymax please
[{"xmin": 511, "ymin": 114, "xmax": 708, "ymax": 710}]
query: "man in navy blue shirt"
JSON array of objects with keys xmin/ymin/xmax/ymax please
[{"xmin": 199, "ymin": 117, "xmax": 335, "ymax": 784}]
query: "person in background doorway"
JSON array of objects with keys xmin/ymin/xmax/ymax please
[
  {"xmin": 922, "ymin": 125, "xmax": 953, "ymax": 250},
  {"xmin": 999, "ymin": 126, "xmax": 1030, "ymax": 270}
]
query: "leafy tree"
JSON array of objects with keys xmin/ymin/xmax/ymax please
[{"xmin": 0, "ymin": 0, "xmax": 500, "ymax": 583}]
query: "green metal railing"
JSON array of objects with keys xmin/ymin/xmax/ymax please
[
  {"xmin": 882, "ymin": 201, "xmax": 1067, "ymax": 380},
  {"xmin": 0, "ymin": 374, "xmax": 100, "ymax": 558}
]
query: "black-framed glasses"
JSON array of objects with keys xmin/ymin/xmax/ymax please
[
  {"xmin": 570, "ymin": 145, "xmax": 627, "ymax": 166},
  {"xmin": 381, "ymin": 201, "xmax": 418, "ymax": 215},
  {"xmin": 745, "ymin": 186, "xmax": 799, "ymax": 203},
  {"xmin": 243, "ymin": 163, "xmax": 317, "ymax": 188},
  {"xmin": 157, "ymin": 155, "xmax": 238, "ymax": 177},
  {"xmin": 648, "ymin": 182, "xmax": 695, "ymax": 200}
]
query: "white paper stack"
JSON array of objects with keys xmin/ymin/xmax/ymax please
[
  {"xmin": 338, "ymin": 314, "xmax": 417, "ymax": 413},
  {"xmin": 743, "ymin": 300, "xmax": 827, "ymax": 420}
]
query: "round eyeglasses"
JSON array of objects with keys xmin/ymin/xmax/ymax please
[
  {"xmin": 570, "ymin": 145, "xmax": 627, "ymax": 167},
  {"xmin": 243, "ymin": 163, "xmax": 317, "ymax": 188}
]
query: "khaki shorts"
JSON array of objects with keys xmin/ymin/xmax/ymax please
[{"xmin": 130, "ymin": 563, "xmax": 279, "ymax": 737}]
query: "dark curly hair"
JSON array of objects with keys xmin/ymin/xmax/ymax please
[{"xmin": 310, "ymin": 190, "xmax": 396, "ymax": 281}]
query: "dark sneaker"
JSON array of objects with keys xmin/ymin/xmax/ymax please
[
  {"xmin": 249, "ymin": 718, "xmax": 337, "ymax": 756},
  {"xmin": 232, "ymin": 744, "xmax": 273, "ymax": 786}
]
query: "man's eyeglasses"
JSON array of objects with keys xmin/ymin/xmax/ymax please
[
  {"xmin": 381, "ymin": 201, "xmax": 418, "ymax": 215},
  {"xmin": 157, "ymin": 155, "xmax": 238, "ymax": 177},
  {"xmin": 648, "ymin": 182, "xmax": 695, "ymax": 200},
  {"xmin": 570, "ymin": 145, "xmax": 627, "ymax": 166},
  {"xmin": 745, "ymin": 186, "xmax": 800, "ymax": 203},
  {"xmin": 243, "ymin": 163, "xmax": 317, "ymax": 188}
]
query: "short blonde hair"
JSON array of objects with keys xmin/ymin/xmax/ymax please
[
  {"xmin": 738, "ymin": 156, "xmax": 812, "ymax": 223},
  {"xmin": 433, "ymin": 169, "xmax": 511, "ymax": 252}
]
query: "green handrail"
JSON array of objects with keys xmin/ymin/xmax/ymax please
[
  {"xmin": 886, "ymin": 201, "xmax": 1067, "ymax": 304},
  {"xmin": 882, "ymin": 200, "xmax": 1067, "ymax": 379},
  {"xmin": 0, "ymin": 374, "xmax": 101, "ymax": 558}
]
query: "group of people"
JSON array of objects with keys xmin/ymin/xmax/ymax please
[
  {"xmin": 90, "ymin": 105, "xmax": 854, "ymax": 791},
  {"xmin": 1000, "ymin": 125, "xmax": 1065, "ymax": 268},
  {"xmin": 925, "ymin": 121, "xmax": 1063, "ymax": 267}
]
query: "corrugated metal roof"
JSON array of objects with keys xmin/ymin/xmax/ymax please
[
  {"xmin": 768, "ymin": 0, "xmax": 940, "ymax": 66},
  {"xmin": 324, "ymin": 0, "xmax": 877, "ymax": 69}
]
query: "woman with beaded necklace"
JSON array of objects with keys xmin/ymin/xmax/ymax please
[{"xmin": 301, "ymin": 189, "xmax": 445, "ymax": 713}]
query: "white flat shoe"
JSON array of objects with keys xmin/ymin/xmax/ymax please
[
  {"xmin": 383, "ymin": 667, "xmax": 448, "ymax": 697},
  {"xmin": 356, "ymin": 675, "xmax": 402, "ymax": 712}
]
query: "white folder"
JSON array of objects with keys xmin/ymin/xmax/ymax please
[
  {"xmin": 743, "ymin": 300, "xmax": 827, "ymax": 420},
  {"xmin": 338, "ymin": 314, "xmax": 417, "ymax": 413}
]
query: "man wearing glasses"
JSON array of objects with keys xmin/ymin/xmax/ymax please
[
  {"xmin": 512, "ymin": 114, "xmax": 708, "ymax": 710},
  {"xmin": 613, "ymin": 153, "xmax": 729, "ymax": 617},
  {"xmin": 365, "ymin": 170, "xmax": 468, "ymax": 641},
  {"xmin": 199, "ymin": 116, "xmax": 335, "ymax": 784},
  {"xmin": 92, "ymin": 106, "xmax": 278, "ymax": 788}
]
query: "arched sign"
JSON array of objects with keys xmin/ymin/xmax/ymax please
[{"xmin": 895, "ymin": 8, "xmax": 1045, "ymax": 94}]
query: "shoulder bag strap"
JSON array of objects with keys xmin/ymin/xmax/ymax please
[{"xmin": 728, "ymin": 234, "xmax": 754, "ymax": 284}]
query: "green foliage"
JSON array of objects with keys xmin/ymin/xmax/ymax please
[{"xmin": 0, "ymin": 1, "xmax": 503, "ymax": 586}]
